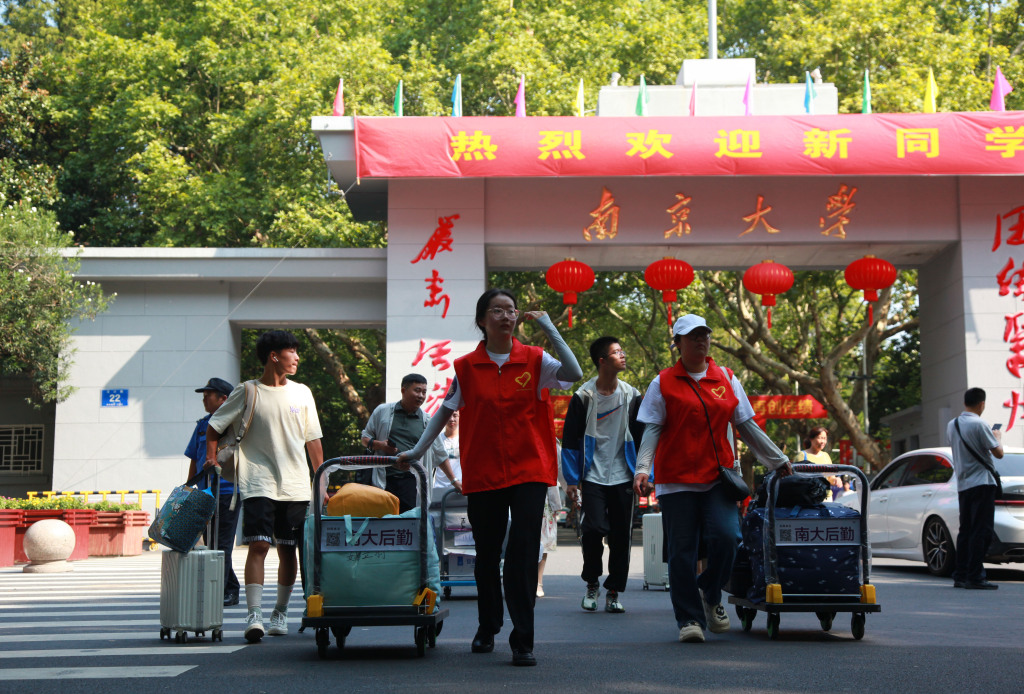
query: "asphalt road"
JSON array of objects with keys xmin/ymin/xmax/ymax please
[{"xmin": 2, "ymin": 527, "xmax": 1022, "ymax": 694}]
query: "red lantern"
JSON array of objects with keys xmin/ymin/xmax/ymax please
[
  {"xmin": 845, "ymin": 255, "xmax": 897, "ymax": 324},
  {"xmin": 545, "ymin": 258, "xmax": 595, "ymax": 328},
  {"xmin": 644, "ymin": 257, "xmax": 694, "ymax": 326},
  {"xmin": 742, "ymin": 260, "xmax": 794, "ymax": 329}
]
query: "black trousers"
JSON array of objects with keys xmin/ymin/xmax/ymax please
[
  {"xmin": 386, "ymin": 474, "xmax": 418, "ymax": 514},
  {"xmin": 954, "ymin": 484, "xmax": 997, "ymax": 584},
  {"xmin": 202, "ymin": 494, "xmax": 241, "ymax": 597},
  {"xmin": 467, "ymin": 482, "xmax": 546, "ymax": 652},
  {"xmin": 580, "ymin": 481, "xmax": 634, "ymax": 592}
]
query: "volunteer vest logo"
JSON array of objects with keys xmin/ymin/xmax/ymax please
[
  {"xmin": 515, "ymin": 371, "xmax": 532, "ymax": 389},
  {"xmin": 711, "ymin": 386, "xmax": 727, "ymax": 399}
]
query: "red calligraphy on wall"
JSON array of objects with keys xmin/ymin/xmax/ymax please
[
  {"xmin": 664, "ymin": 193, "xmax": 693, "ymax": 238},
  {"xmin": 412, "ymin": 214, "xmax": 459, "ymax": 263},
  {"xmin": 412, "ymin": 339, "xmax": 453, "ymax": 370},
  {"xmin": 424, "ymin": 377, "xmax": 453, "ymax": 416},
  {"xmin": 424, "ymin": 270, "xmax": 451, "ymax": 318},
  {"xmin": 992, "ymin": 206, "xmax": 1024, "ymax": 252},
  {"xmin": 993, "ymin": 203, "xmax": 1024, "ymax": 429}
]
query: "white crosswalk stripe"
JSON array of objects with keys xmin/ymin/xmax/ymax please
[{"xmin": 0, "ymin": 549, "xmax": 279, "ymax": 681}]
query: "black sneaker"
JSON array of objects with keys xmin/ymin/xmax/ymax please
[{"xmin": 964, "ymin": 580, "xmax": 998, "ymax": 590}]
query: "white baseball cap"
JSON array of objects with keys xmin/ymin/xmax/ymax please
[{"xmin": 672, "ymin": 314, "xmax": 710, "ymax": 337}]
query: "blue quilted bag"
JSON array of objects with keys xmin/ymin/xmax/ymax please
[{"xmin": 148, "ymin": 483, "xmax": 216, "ymax": 553}]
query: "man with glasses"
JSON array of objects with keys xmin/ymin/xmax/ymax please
[{"xmin": 561, "ymin": 336, "xmax": 644, "ymax": 613}]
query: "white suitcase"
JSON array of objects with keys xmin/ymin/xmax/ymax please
[
  {"xmin": 642, "ymin": 512, "xmax": 669, "ymax": 591},
  {"xmin": 159, "ymin": 548, "xmax": 225, "ymax": 642}
]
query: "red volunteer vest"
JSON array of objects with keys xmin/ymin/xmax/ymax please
[
  {"xmin": 653, "ymin": 357, "xmax": 740, "ymax": 484},
  {"xmin": 454, "ymin": 339, "xmax": 558, "ymax": 494}
]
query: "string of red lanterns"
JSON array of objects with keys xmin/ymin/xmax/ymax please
[
  {"xmin": 644, "ymin": 257, "xmax": 694, "ymax": 326},
  {"xmin": 540, "ymin": 257, "xmax": 886, "ymax": 331}
]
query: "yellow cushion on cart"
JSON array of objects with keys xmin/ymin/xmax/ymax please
[{"xmin": 326, "ymin": 483, "xmax": 400, "ymax": 518}]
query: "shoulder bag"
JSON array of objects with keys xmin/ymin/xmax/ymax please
[
  {"xmin": 681, "ymin": 377, "xmax": 751, "ymax": 502},
  {"xmin": 953, "ymin": 418, "xmax": 1003, "ymax": 499},
  {"xmin": 215, "ymin": 380, "xmax": 258, "ymax": 484}
]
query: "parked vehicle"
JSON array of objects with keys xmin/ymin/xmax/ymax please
[{"xmin": 838, "ymin": 447, "xmax": 1024, "ymax": 576}]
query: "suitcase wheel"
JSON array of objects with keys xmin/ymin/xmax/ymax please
[
  {"xmin": 160, "ymin": 627, "xmax": 170, "ymax": 640},
  {"xmin": 175, "ymin": 631, "xmax": 188, "ymax": 644}
]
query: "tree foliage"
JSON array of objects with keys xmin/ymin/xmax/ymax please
[{"xmin": 0, "ymin": 202, "xmax": 111, "ymax": 403}]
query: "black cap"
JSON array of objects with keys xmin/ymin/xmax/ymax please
[{"xmin": 195, "ymin": 377, "xmax": 234, "ymax": 397}]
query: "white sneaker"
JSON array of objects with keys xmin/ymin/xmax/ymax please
[
  {"xmin": 268, "ymin": 609, "xmax": 288, "ymax": 636},
  {"xmin": 678, "ymin": 621, "xmax": 705, "ymax": 643},
  {"xmin": 244, "ymin": 609, "xmax": 265, "ymax": 643},
  {"xmin": 700, "ymin": 590, "xmax": 730, "ymax": 633},
  {"xmin": 581, "ymin": 583, "xmax": 599, "ymax": 611}
]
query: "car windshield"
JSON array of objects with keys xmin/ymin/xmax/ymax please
[{"xmin": 997, "ymin": 454, "xmax": 1024, "ymax": 476}]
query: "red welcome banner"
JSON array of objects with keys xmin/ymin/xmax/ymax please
[{"xmin": 354, "ymin": 113, "xmax": 1024, "ymax": 178}]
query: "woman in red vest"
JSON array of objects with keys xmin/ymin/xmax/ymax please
[
  {"xmin": 400, "ymin": 288, "xmax": 582, "ymax": 666},
  {"xmin": 632, "ymin": 314, "xmax": 791, "ymax": 644}
]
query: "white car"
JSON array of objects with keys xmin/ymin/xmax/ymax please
[{"xmin": 839, "ymin": 447, "xmax": 1024, "ymax": 576}]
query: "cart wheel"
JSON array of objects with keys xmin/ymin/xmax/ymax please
[
  {"xmin": 428, "ymin": 624, "xmax": 438, "ymax": 648},
  {"xmin": 816, "ymin": 611, "xmax": 834, "ymax": 632},
  {"xmin": 434, "ymin": 620, "xmax": 444, "ymax": 637},
  {"xmin": 415, "ymin": 626, "xmax": 427, "ymax": 657},
  {"xmin": 443, "ymin": 586, "xmax": 452, "ymax": 598},
  {"xmin": 331, "ymin": 626, "xmax": 350, "ymax": 649},
  {"xmin": 160, "ymin": 627, "xmax": 170, "ymax": 640},
  {"xmin": 740, "ymin": 608, "xmax": 754, "ymax": 633},
  {"xmin": 851, "ymin": 613, "xmax": 866, "ymax": 640},
  {"xmin": 766, "ymin": 614, "xmax": 780, "ymax": 640},
  {"xmin": 316, "ymin": 628, "xmax": 330, "ymax": 659}
]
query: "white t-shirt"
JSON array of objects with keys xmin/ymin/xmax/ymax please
[
  {"xmin": 637, "ymin": 368, "xmax": 754, "ymax": 496},
  {"xmin": 209, "ymin": 380, "xmax": 322, "ymax": 502},
  {"xmin": 443, "ymin": 350, "xmax": 573, "ymax": 409}
]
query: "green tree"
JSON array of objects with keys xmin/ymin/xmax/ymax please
[
  {"xmin": 0, "ymin": 201, "xmax": 111, "ymax": 403},
  {"xmin": 721, "ymin": 0, "xmax": 1023, "ymax": 113},
  {"xmin": 0, "ymin": 44, "xmax": 61, "ymax": 207}
]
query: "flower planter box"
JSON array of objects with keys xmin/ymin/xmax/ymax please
[
  {"xmin": 15, "ymin": 509, "xmax": 97, "ymax": 563},
  {"xmin": 88, "ymin": 511, "xmax": 151, "ymax": 557},
  {"xmin": 0, "ymin": 510, "xmax": 24, "ymax": 567}
]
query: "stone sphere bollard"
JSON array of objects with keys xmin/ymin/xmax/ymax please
[{"xmin": 23, "ymin": 519, "xmax": 76, "ymax": 573}]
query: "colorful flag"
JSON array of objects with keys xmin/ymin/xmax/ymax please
[
  {"xmin": 514, "ymin": 75, "xmax": 526, "ymax": 117},
  {"xmin": 451, "ymin": 74, "xmax": 462, "ymax": 117},
  {"xmin": 689, "ymin": 81, "xmax": 697, "ymax": 116},
  {"xmin": 991, "ymin": 66, "xmax": 1014, "ymax": 111},
  {"xmin": 635, "ymin": 74, "xmax": 649, "ymax": 116},
  {"xmin": 924, "ymin": 68, "xmax": 937, "ymax": 113},
  {"xmin": 393, "ymin": 80, "xmax": 403, "ymax": 117},
  {"xmin": 862, "ymin": 69, "xmax": 872, "ymax": 114},
  {"xmin": 332, "ymin": 78, "xmax": 344, "ymax": 117},
  {"xmin": 803, "ymin": 71, "xmax": 817, "ymax": 114},
  {"xmin": 742, "ymin": 72, "xmax": 753, "ymax": 116},
  {"xmin": 576, "ymin": 78, "xmax": 585, "ymax": 117}
]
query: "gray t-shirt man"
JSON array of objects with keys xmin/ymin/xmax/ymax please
[{"xmin": 946, "ymin": 411, "xmax": 1000, "ymax": 491}]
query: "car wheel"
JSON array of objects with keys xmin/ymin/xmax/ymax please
[{"xmin": 923, "ymin": 517, "xmax": 955, "ymax": 577}]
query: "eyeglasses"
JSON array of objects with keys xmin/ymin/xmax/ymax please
[
  {"xmin": 487, "ymin": 307, "xmax": 520, "ymax": 319},
  {"xmin": 608, "ymin": 349, "xmax": 626, "ymax": 357}
]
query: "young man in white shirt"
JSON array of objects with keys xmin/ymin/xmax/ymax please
[{"xmin": 206, "ymin": 330, "xmax": 323, "ymax": 643}]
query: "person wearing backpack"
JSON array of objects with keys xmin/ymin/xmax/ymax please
[{"xmin": 946, "ymin": 387, "xmax": 1004, "ymax": 590}]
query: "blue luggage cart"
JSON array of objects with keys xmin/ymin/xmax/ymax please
[{"xmin": 728, "ymin": 464, "xmax": 881, "ymax": 640}]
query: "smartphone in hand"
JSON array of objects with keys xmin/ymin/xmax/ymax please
[{"xmin": 993, "ymin": 423, "xmax": 1003, "ymax": 430}]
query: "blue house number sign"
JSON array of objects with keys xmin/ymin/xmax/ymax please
[{"xmin": 101, "ymin": 389, "xmax": 128, "ymax": 408}]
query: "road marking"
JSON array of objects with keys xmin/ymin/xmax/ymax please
[
  {"xmin": 0, "ymin": 619, "xmax": 159, "ymax": 628},
  {"xmin": 0, "ymin": 645, "xmax": 246, "ymax": 658},
  {"xmin": 0, "ymin": 665, "xmax": 197, "ymax": 680},
  {"xmin": 0, "ymin": 631, "xmax": 241, "ymax": 643}
]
